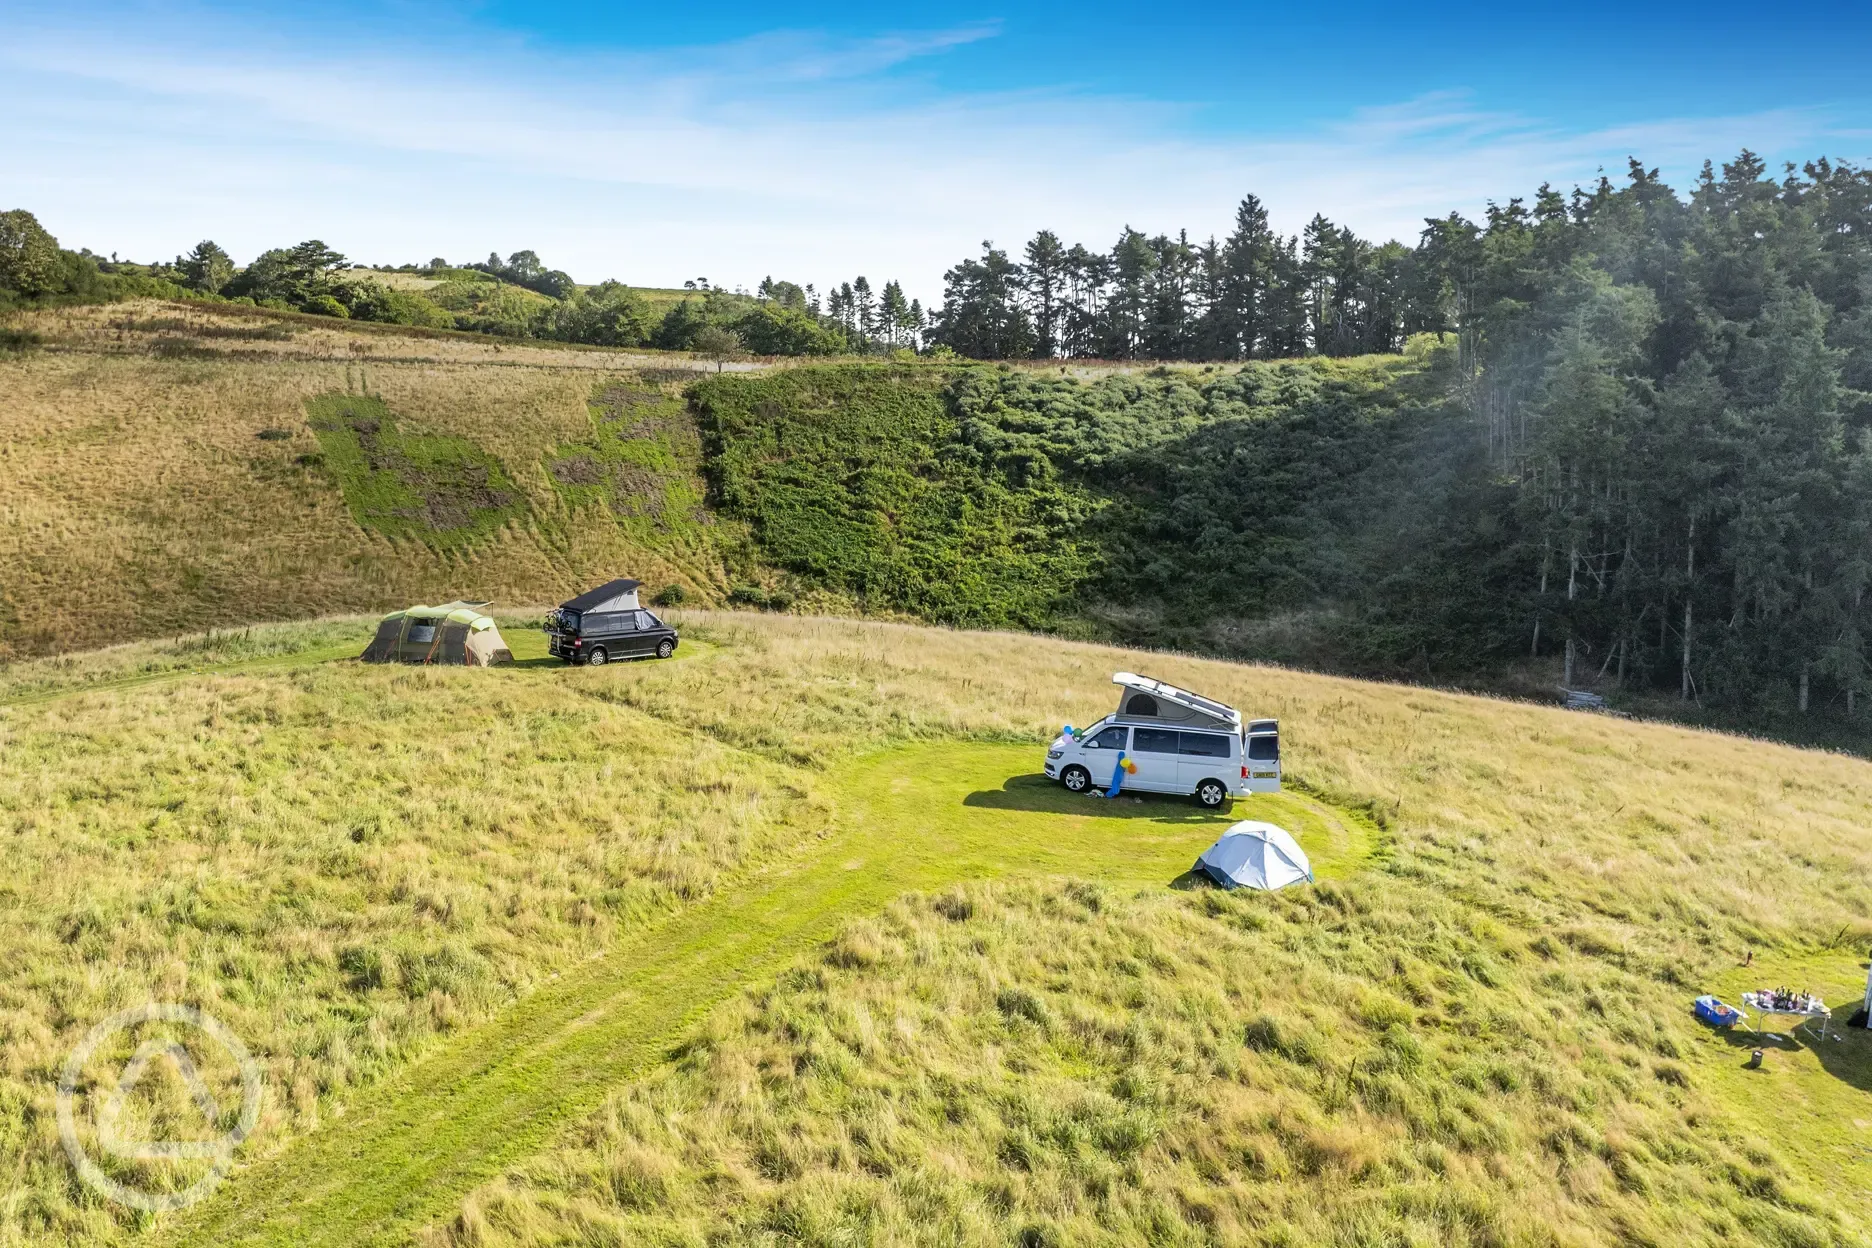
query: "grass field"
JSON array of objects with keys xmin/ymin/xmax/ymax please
[
  {"xmin": 2, "ymin": 611, "xmax": 1868, "ymax": 1247},
  {"xmin": 0, "ymin": 303, "xmax": 760, "ymax": 659}
]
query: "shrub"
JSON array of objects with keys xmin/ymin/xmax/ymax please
[
  {"xmin": 0, "ymin": 326, "xmax": 42, "ymax": 354},
  {"xmin": 651, "ymin": 584, "xmax": 687, "ymax": 607},
  {"xmin": 302, "ymin": 294, "xmax": 349, "ymax": 318},
  {"xmin": 342, "ymin": 283, "xmax": 454, "ymax": 329},
  {"xmin": 733, "ymin": 304, "xmax": 847, "ymax": 356},
  {"xmin": 545, "ymin": 282, "xmax": 655, "ymax": 347}
]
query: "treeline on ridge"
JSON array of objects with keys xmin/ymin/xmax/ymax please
[
  {"xmin": 696, "ymin": 153, "xmax": 1872, "ymax": 722},
  {"xmin": 0, "ymin": 216, "xmax": 922, "ymax": 359}
]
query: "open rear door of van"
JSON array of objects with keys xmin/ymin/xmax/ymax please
[{"xmin": 1244, "ymin": 719, "xmax": 1282, "ymax": 792}]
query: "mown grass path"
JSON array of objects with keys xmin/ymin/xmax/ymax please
[
  {"xmin": 159, "ymin": 742, "xmax": 1373, "ymax": 1247},
  {"xmin": 0, "ymin": 641, "xmax": 364, "ymax": 709},
  {"xmin": 0, "ymin": 624, "xmax": 704, "ymax": 709}
]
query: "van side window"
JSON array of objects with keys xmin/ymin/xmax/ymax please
[
  {"xmin": 1088, "ymin": 727, "xmax": 1128, "ymax": 750},
  {"xmin": 1247, "ymin": 736, "xmax": 1280, "ymax": 761},
  {"xmin": 637, "ymin": 611, "xmax": 660, "ymax": 629},
  {"xmin": 1132, "ymin": 728, "xmax": 1179, "ymax": 754},
  {"xmin": 1178, "ymin": 732, "xmax": 1232, "ymax": 758}
]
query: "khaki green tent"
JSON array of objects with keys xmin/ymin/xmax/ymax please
[{"xmin": 361, "ymin": 601, "xmax": 514, "ymax": 666}]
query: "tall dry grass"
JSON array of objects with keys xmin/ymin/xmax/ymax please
[
  {"xmin": 427, "ymin": 612, "xmax": 1872, "ymax": 1248},
  {"xmin": 0, "ymin": 629, "xmax": 826, "ymax": 1244},
  {"xmin": 9, "ymin": 301, "xmax": 708, "ymax": 371},
  {"xmin": 435, "ymin": 878, "xmax": 1848, "ymax": 1247},
  {"xmin": 0, "ymin": 305, "xmax": 742, "ymax": 659}
]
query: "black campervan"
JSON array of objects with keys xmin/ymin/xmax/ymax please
[{"xmin": 547, "ymin": 578, "xmax": 680, "ymax": 665}]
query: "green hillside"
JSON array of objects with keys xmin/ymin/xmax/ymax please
[
  {"xmin": 0, "ymin": 304, "xmax": 750, "ymax": 657},
  {"xmin": 1, "ymin": 304, "xmax": 1455, "ymax": 673},
  {"xmin": 7, "ymin": 300, "xmax": 1872, "ymax": 754},
  {"xmin": 690, "ymin": 344, "xmax": 1468, "ymax": 658}
]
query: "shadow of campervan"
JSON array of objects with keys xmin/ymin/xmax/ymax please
[{"xmin": 962, "ymin": 774, "xmax": 1225, "ymax": 825}]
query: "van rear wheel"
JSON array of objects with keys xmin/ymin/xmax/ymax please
[
  {"xmin": 586, "ymin": 647, "xmax": 608, "ymax": 667},
  {"xmin": 1061, "ymin": 765, "xmax": 1091, "ymax": 794},
  {"xmin": 1195, "ymin": 779, "xmax": 1229, "ymax": 809}
]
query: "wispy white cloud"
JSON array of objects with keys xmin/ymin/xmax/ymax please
[
  {"xmin": 0, "ymin": 11, "xmax": 1863, "ymax": 298},
  {"xmin": 691, "ymin": 23, "xmax": 1006, "ymax": 83}
]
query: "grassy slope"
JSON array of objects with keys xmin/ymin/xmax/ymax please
[
  {"xmin": 688, "ymin": 350, "xmax": 1467, "ymax": 651},
  {"xmin": 693, "ymin": 363, "xmax": 1100, "ymax": 626},
  {"xmin": 0, "ymin": 302, "xmax": 744, "ymax": 659},
  {"xmin": 2, "ymin": 613, "xmax": 1868, "ymax": 1247}
]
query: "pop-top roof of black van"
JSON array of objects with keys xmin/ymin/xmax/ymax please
[{"xmin": 561, "ymin": 579, "xmax": 642, "ymax": 611}]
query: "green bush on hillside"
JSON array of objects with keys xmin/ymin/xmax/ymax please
[
  {"xmin": 341, "ymin": 282, "xmax": 456, "ymax": 329},
  {"xmin": 306, "ymin": 393, "xmax": 527, "ymax": 548},
  {"xmin": 543, "ymin": 378, "xmax": 710, "ymax": 539},
  {"xmin": 694, "ymin": 365, "xmax": 1101, "ymax": 628},
  {"xmin": 302, "ymin": 293, "xmax": 349, "ymax": 318},
  {"xmin": 732, "ymin": 303, "xmax": 847, "ymax": 356}
]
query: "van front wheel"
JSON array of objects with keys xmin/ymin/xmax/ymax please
[
  {"xmin": 1195, "ymin": 779, "xmax": 1230, "ymax": 809},
  {"xmin": 656, "ymin": 638, "xmax": 676, "ymax": 659},
  {"xmin": 1061, "ymin": 766, "xmax": 1091, "ymax": 794}
]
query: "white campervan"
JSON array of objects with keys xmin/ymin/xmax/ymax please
[{"xmin": 1043, "ymin": 672, "xmax": 1281, "ymax": 809}]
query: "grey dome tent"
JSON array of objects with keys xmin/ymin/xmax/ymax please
[
  {"xmin": 1196, "ymin": 821, "xmax": 1313, "ymax": 891},
  {"xmin": 361, "ymin": 602, "xmax": 513, "ymax": 666}
]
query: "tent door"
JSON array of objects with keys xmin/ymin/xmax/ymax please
[{"xmin": 1244, "ymin": 728, "xmax": 1281, "ymax": 793}]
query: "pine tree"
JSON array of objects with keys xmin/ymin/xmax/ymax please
[
  {"xmin": 879, "ymin": 280, "xmax": 910, "ymax": 348},
  {"xmin": 852, "ymin": 276, "xmax": 875, "ymax": 345},
  {"xmin": 1209, "ymin": 195, "xmax": 1280, "ymax": 358},
  {"xmin": 180, "ymin": 241, "xmax": 234, "ymax": 294},
  {"xmin": 929, "ymin": 242, "xmax": 1034, "ymax": 359},
  {"xmin": 1022, "ymin": 231, "xmax": 1067, "ymax": 358}
]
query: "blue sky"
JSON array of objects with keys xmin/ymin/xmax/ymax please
[{"xmin": 2, "ymin": 1, "xmax": 1868, "ymax": 299}]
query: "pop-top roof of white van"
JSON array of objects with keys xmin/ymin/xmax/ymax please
[{"xmin": 1112, "ymin": 672, "xmax": 1242, "ymax": 730}]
